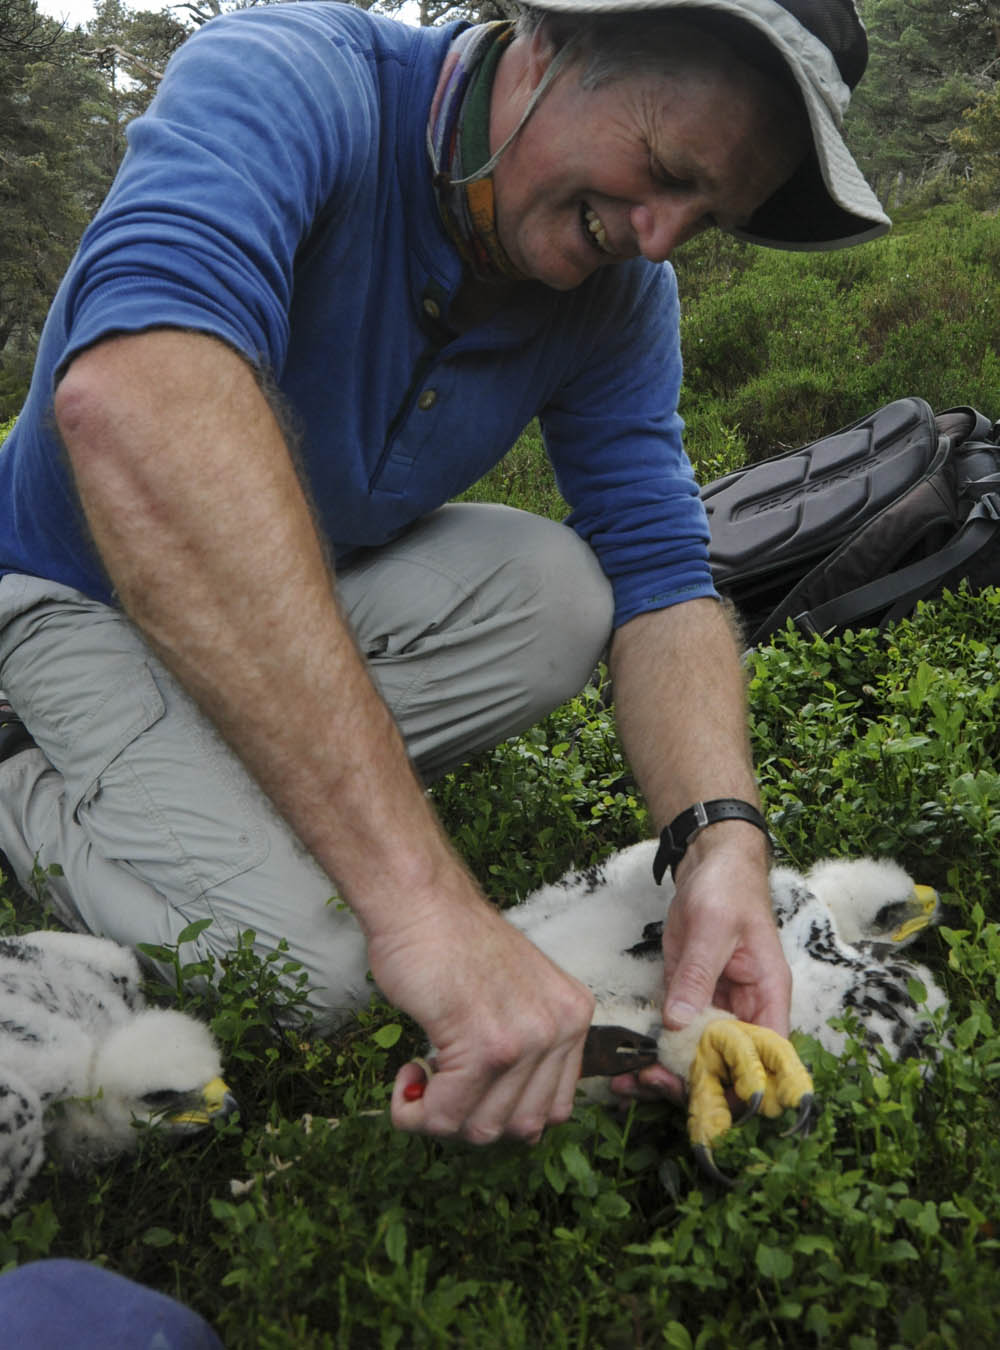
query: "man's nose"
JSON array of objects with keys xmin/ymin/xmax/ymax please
[{"xmin": 630, "ymin": 199, "xmax": 708, "ymax": 262}]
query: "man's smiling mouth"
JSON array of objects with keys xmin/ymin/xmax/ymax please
[{"xmin": 582, "ymin": 204, "xmax": 613, "ymax": 254}]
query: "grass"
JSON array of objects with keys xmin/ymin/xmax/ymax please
[{"xmin": 2, "ymin": 587, "xmax": 999, "ymax": 1347}]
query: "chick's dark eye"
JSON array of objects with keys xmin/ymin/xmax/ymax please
[{"xmin": 141, "ymin": 1089, "xmax": 183, "ymax": 1109}]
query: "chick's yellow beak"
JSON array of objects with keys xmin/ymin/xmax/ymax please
[
  {"xmin": 168, "ymin": 1076, "xmax": 239, "ymax": 1130},
  {"xmin": 890, "ymin": 884, "xmax": 939, "ymax": 943}
]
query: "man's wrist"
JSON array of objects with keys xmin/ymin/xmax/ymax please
[{"xmin": 653, "ymin": 798, "xmax": 771, "ymax": 884}]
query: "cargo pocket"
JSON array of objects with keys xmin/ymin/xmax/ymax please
[
  {"xmin": 66, "ymin": 661, "xmax": 271, "ymax": 904},
  {"xmin": 63, "ymin": 662, "xmax": 167, "ymax": 815}
]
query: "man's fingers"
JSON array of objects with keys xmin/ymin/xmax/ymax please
[
  {"xmin": 391, "ymin": 1056, "xmax": 534, "ymax": 1143},
  {"xmin": 610, "ymin": 1064, "xmax": 686, "ymax": 1104},
  {"xmin": 392, "ymin": 1058, "xmax": 432, "ymax": 1101},
  {"xmin": 552, "ymin": 1033, "xmax": 587, "ymax": 1121},
  {"xmin": 391, "ymin": 1030, "xmax": 587, "ymax": 1143}
]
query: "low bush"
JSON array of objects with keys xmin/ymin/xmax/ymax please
[
  {"xmin": 2, "ymin": 588, "xmax": 998, "ymax": 1346},
  {"xmin": 676, "ymin": 202, "xmax": 999, "ymax": 470}
]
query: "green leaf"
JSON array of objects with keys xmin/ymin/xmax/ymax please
[
  {"xmin": 804, "ymin": 1303, "xmax": 831, "ymax": 1338},
  {"xmin": 560, "ymin": 1141, "xmax": 598, "ymax": 1196},
  {"xmin": 756, "ymin": 1242, "xmax": 794, "ymax": 1280},
  {"xmin": 883, "ymin": 1239, "xmax": 919, "ymax": 1263},
  {"xmin": 792, "ymin": 1235, "xmax": 836, "ymax": 1257},
  {"xmin": 180, "ymin": 959, "xmax": 215, "ymax": 981},
  {"xmin": 384, "ymin": 1218, "xmax": 407, "ymax": 1266},
  {"xmin": 899, "ymin": 1301, "xmax": 928, "ymax": 1342},
  {"xmin": 906, "ymin": 976, "xmax": 928, "ymax": 1004},
  {"xmin": 883, "ymin": 735, "xmax": 932, "ymax": 755},
  {"xmin": 664, "ymin": 1322, "xmax": 693, "ymax": 1350},
  {"xmin": 775, "ymin": 1301, "xmax": 803, "ymax": 1320},
  {"xmin": 373, "ymin": 1023, "xmax": 403, "ymax": 1049},
  {"xmin": 136, "ymin": 943, "xmax": 175, "ymax": 963},
  {"xmin": 594, "ymin": 1191, "xmax": 631, "ymax": 1220},
  {"xmin": 914, "ymin": 1202, "xmax": 941, "ymax": 1237},
  {"xmin": 176, "ymin": 917, "xmax": 214, "ymax": 945}
]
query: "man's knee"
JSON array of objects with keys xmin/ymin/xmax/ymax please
[
  {"xmin": 341, "ymin": 503, "xmax": 614, "ymax": 752},
  {"xmin": 495, "ymin": 511, "xmax": 614, "ymax": 716}
]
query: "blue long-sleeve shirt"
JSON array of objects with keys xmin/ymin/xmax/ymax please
[{"xmin": 0, "ymin": 2, "xmax": 716, "ymax": 629}]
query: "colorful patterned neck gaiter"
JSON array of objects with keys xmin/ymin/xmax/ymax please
[{"xmin": 426, "ymin": 22, "xmax": 525, "ymax": 282}]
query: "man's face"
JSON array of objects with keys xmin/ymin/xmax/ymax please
[{"xmin": 491, "ymin": 43, "xmax": 807, "ymax": 290}]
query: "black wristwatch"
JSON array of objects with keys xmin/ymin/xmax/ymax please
[{"xmin": 653, "ymin": 798, "xmax": 772, "ymax": 884}]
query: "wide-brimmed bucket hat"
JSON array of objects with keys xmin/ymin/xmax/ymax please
[{"xmin": 526, "ymin": 0, "xmax": 890, "ymax": 250}]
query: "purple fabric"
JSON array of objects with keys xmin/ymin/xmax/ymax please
[{"xmin": 0, "ymin": 1260, "xmax": 223, "ymax": 1349}]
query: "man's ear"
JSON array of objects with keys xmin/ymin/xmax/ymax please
[{"xmin": 525, "ymin": 22, "xmax": 558, "ymax": 91}]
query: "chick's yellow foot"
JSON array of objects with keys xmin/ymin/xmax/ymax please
[{"xmin": 659, "ymin": 1012, "xmax": 816, "ymax": 1186}]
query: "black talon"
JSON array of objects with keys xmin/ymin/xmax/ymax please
[
  {"xmin": 733, "ymin": 1089, "xmax": 763, "ymax": 1127},
  {"xmin": 781, "ymin": 1092, "xmax": 818, "ymax": 1138},
  {"xmin": 692, "ymin": 1142, "xmax": 735, "ymax": 1189}
]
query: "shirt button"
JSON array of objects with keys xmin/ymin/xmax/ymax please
[
  {"xmin": 422, "ymin": 297, "xmax": 441, "ymax": 319},
  {"xmin": 417, "ymin": 389, "xmax": 437, "ymax": 410}
]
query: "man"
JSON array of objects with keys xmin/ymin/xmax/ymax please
[{"xmin": 0, "ymin": 0, "xmax": 887, "ymax": 1144}]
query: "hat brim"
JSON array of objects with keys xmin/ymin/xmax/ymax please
[{"xmin": 526, "ymin": 0, "xmax": 890, "ymax": 250}]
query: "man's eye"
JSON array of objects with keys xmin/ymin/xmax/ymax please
[{"xmin": 651, "ymin": 160, "xmax": 690, "ymax": 191}]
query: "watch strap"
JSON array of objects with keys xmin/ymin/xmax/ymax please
[{"xmin": 653, "ymin": 798, "xmax": 771, "ymax": 884}]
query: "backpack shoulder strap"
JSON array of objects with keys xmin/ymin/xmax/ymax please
[
  {"xmin": 792, "ymin": 491, "xmax": 1000, "ymax": 637},
  {"xmin": 784, "ymin": 409, "xmax": 1000, "ymax": 640},
  {"xmin": 936, "ymin": 405, "xmax": 996, "ymax": 446}
]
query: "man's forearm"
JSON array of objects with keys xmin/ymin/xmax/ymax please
[
  {"xmin": 54, "ymin": 329, "xmax": 472, "ymax": 932},
  {"xmin": 609, "ymin": 598, "xmax": 761, "ymax": 831}
]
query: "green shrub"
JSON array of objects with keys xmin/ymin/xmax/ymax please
[
  {"xmin": 431, "ymin": 668, "xmax": 646, "ymax": 900},
  {"xmin": 456, "ymin": 203, "xmax": 1000, "ymax": 499},
  {"xmin": 677, "ymin": 202, "xmax": 1000, "ymax": 470},
  {"xmin": 749, "ymin": 585, "xmax": 1000, "ymax": 879},
  {"xmin": 0, "ymin": 367, "xmax": 31, "ymax": 428}
]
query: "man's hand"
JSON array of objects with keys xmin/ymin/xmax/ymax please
[
  {"xmin": 609, "ymin": 823, "xmax": 788, "ymax": 1104},
  {"xmin": 660, "ymin": 823, "xmax": 787, "ymax": 1033},
  {"xmin": 374, "ymin": 892, "xmax": 595, "ymax": 1143}
]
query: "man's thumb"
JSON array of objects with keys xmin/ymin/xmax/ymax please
[{"xmin": 663, "ymin": 958, "xmax": 717, "ymax": 1029}]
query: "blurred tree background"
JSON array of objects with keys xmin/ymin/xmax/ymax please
[{"xmin": 1, "ymin": 0, "xmax": 997, "ymax": 421}]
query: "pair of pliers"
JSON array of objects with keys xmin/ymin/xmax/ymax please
[
  {"xmin": 580, "ymin": 1024, "xmax": 660, "ymax": 1077},
  {"xmin": 401, "ymin": 1024, "xmax": 660, "ymax": 1102}
]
